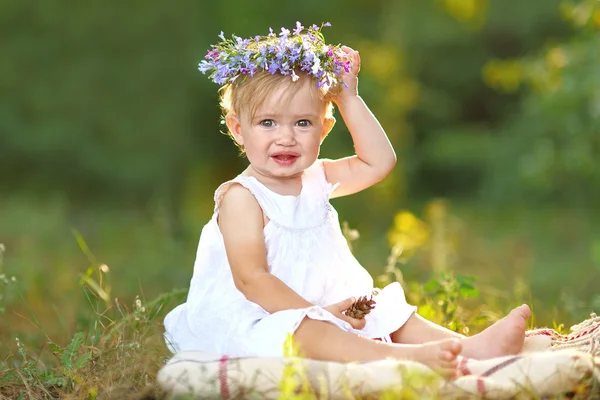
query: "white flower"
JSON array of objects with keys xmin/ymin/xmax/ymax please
[
  {"xmin": 311, "ymin": 57, "xmax": 321, "ymax": 75},
  {"xmin": 134, "ymin": 296, "xmax": 146, "ymax": 313},
  {"xmin": 291, "ymin": 70, "xmax": 299, "ymax": 82}
]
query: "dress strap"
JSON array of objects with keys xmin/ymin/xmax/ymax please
[
  {"xmin": 212, "ymin": 160, "xmax": 338, "ymax": 229},
  {"xmin": 213, "ymin": 176, "xmax": 279, "ymax": 222},
  {"xmin": 301, "ymin": 159, "xmax": 340, "ymax": 201}
]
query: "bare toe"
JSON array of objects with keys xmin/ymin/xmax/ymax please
[
  {"xmin": 513, "ymin": 304, "xmax": 532, "ymax": 319},
  {"xmin": 441, "ymin": 351, "xmax": 454, "ymax": 362},
  {"xmin": 440, "ymin": 338, "xmax": 463, "ymax": 356}
]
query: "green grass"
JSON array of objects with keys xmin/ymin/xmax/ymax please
[{"xmin": 0, "ymin": 197, "xmax": 599, "ymax": 398}]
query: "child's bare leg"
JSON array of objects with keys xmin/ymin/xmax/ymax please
[
  {"xmin": 294, "ymin": 317, "xmax": 462, "ymax": 376},
  {"xmin": 391, "ymin": 304, "xmax": 531, "ymax": 360},
  {"xmin": 390, "ymin": 313, "xmax": 465, "ymax": 344}
]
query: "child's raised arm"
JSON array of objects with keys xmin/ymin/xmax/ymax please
[{"xmin": 323, "ymin": 47, "xmax": 397, "ymax": 198}]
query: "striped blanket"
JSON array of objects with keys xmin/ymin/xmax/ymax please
[{"xmin": 158, "ymin": 314, "xmax": 600, "ymax": 399}]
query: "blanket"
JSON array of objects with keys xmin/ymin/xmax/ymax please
[{"xmin": 157, "ymin": 314, "xmax": 600, "ymax": 399}]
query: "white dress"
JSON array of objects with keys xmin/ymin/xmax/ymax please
[{"xmin": 164, "ymin": 160, "xmax": 416, "ymax": 357}]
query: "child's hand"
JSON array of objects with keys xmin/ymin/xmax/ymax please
[
  {"xmin": 324, "ymin": 297, "xmax": 367, "ymax": 330},
  {"xmin": 335, "ymin": 46, "xmax": 360, "ymax": 100}
]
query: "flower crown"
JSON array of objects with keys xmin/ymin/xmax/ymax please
[{"xmin": 198, "ymin": 22, "xmax": 351, "ymax": 90}]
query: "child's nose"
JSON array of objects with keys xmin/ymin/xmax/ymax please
[{"xmin": 276, "ymin": 126, "xmax": 297, "ymax": 145}]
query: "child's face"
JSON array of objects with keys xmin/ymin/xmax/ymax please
[{"xmin": 228, "ymin": 79, "xmax": 333, "ymax": 180}]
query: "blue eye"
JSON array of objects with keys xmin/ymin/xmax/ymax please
[
  {"xmin": 296, "ymin": 120, "xmax": 311, "ymax": 127},
  {"xmin": 260, "ymin": 119, "xmax": 274, "ymax": 127}
]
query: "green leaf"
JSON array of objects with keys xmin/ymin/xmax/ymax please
[
  {"xmin": 74, "ymin": 353, "xmax": 91, "ymax": 370},
  {"xmin": 456, "ymin": 275, "xmax": 476, "ymax": 285},
  {"xmin": 417, "ymin": 303, "xmax": 437, "ymax": 321},
  {"xmin": 61, "ymin": 332, "xmax": 84, "ymax": 370},
  {"xmin": 423, "ymin": 278, "xmax": 440, "ymax": 292},
  {"xmin": 39, "ymin": 372, "xmax": 65, "ymax": 387},
  {"xmin": 47, "ymin": 342, "xmax": 62, "ymax": 357},
  {"xmin": 459, "ymin": 286, "xmax": 480, "ymax": 299}
]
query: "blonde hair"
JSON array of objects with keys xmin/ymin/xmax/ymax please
[{"xmin": 219, "ymin": 71, "xmax": 335, "ymax": 148}]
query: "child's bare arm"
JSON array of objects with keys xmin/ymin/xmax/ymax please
[
  {"xmin": 218, "ymin": 185, "xmax": 369, "ymax": 330},
  {"xmin": 218, "ymin": 185, "xmax": 313, "ymax": 313},
  {"xmin": 322, "ymin": 48, "xmax": 397, "ymax": 198}
]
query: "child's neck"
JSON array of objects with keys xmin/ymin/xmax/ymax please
[{"xmin": 244, "ymin": 167, "xmax": 304, "ymax": 197}]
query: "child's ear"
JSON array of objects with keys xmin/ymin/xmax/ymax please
[
  {"xmin": 225, "ymin": 113, "xmax": 244, "ymax": 146},
  {"xmin": 321, "ymin": 117, "xmax": 336, "ymax": 141}
]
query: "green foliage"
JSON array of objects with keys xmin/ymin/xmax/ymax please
[
  {"xmin": 482, "ymin": 0, "xmax": 600, "ymax": 204},
  {"xmin": 417, "ymin": 272, "xmax": 487, "ymax": 334},
  {"xmin": 0, "ymin": 0, "xmax": 590, "ymax": 213},
  {"xmin": 1, "ymin": 333, "xmax": 91, "ymax": 398},
  {"xmin": 0, "ymin": 236, "xmax": 186, "ymax": 399}
]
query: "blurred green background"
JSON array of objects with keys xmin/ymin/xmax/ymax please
[{"xmin": 1, "ymin": 0, "xmax": 599, "ymax": 347}]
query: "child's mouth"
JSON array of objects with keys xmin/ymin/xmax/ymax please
[{"xmin": 271, "ymin": 153, "xmax": 299, "ymax": 166}]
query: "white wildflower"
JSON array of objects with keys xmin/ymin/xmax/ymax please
[
  {"xmin": 311, "ymin": 57, "xmax": 321, "ymax": 75},
  {"xmin": 135, "ymin": 296, "xmax": 146, "ymax": 313}
]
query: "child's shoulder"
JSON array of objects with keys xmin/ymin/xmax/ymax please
[
  {"xmin": 217, "ymin": 182, "xmax": 263, "ymax": 221},
  {"xmin": 214, "ymin": 177, "xmax": 260, "ymax": 211}
]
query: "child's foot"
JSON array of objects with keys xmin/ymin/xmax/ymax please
[
  {"xmin": 462, "ymin": 304, "xmax": 531, "ymax": 359},
  {"xmin": 394, "ymin": 338, "xmax": 462, "ymax": 377}
]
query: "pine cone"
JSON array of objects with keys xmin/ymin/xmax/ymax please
[{"xmin": 345, "ymin": 295, "xmax": 376, "ymax": 319}]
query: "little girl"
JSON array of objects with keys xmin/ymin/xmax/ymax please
[{"xmin": 164, "ymin": 22, "xmax": 531, "ymax": 376}]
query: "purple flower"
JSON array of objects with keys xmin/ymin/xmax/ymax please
[
  {"xmin": 198, "ymin": 61, "xmax": 212, "ymax": 74},
  {"xmin": 234, "ymin": 36, "xmax": 251, "ymax": 49},
  {"xmin": 205, "ymin": 49, "xmax": 219, "ymax": 60},
  {"xmin": 268, "ymin": 61, "xmax": 279, "ymax": 74},
  {"xmin": 303, "ymin": 49, "xmax": 315, "ymax": 63},
  {"xmin": 289, "ymin": 45, "xmax": 301, "ymax": 62},
  {"xmin": 280, "ymin": 27, "xmax": 290, "ymax": 37},
  {"xmin": 293, "ymin": 21, "xmax": 304, "ymax": 35},
  {"xmin": 324, "ymin": 22, "xmax": 331, "ymax": 27},
  {"xmin": 214, "ymin": 74, "xmax": 227, "ymax": 85}
]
